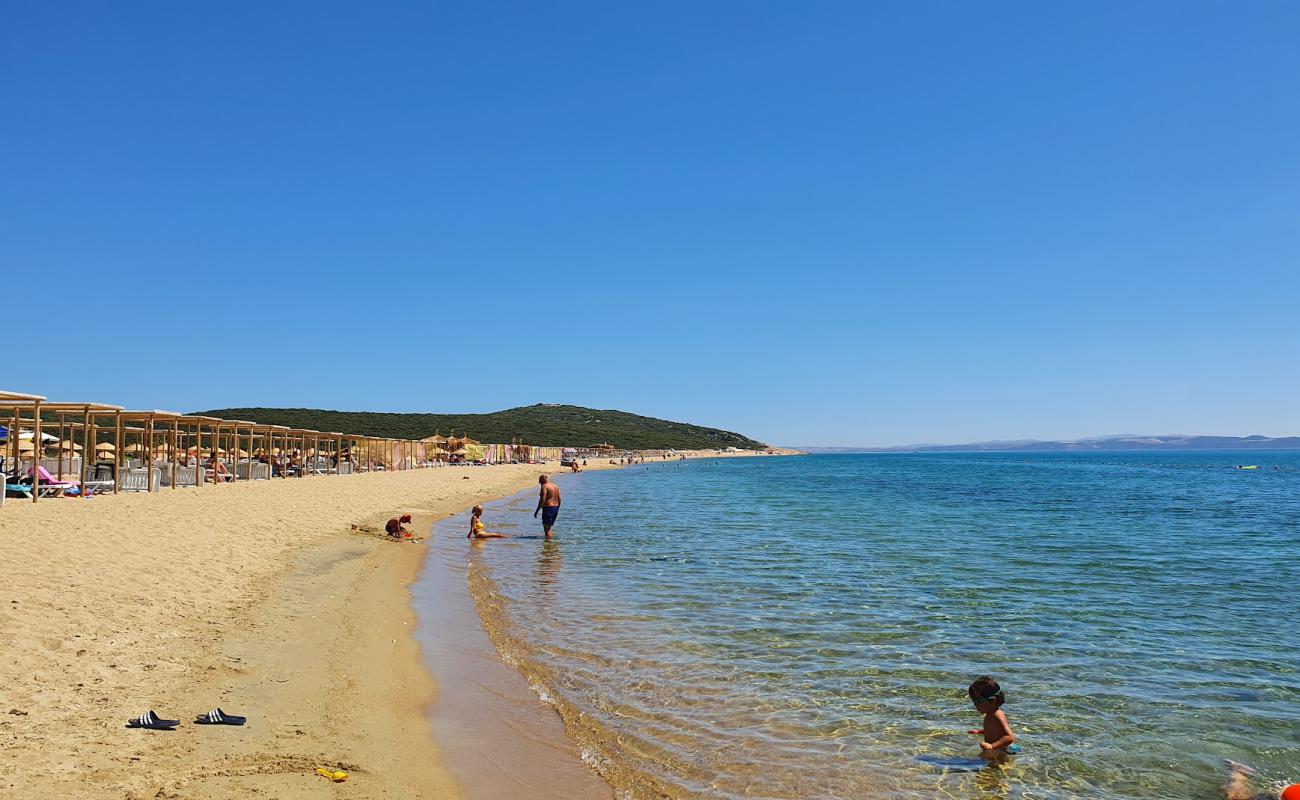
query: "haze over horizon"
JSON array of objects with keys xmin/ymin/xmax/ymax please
[{"xmin": 5, "ymin": 2, "xmax": 1298, "ymax": 448}]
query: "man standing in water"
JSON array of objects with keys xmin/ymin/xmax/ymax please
[{"xmin": 534, "ymin": 474, "xmax": 562, "ymax": 539}]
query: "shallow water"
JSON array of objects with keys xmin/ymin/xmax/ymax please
[{"xmin": 434, "ymin": 454, "xmax": 1300, "ymax": 799}]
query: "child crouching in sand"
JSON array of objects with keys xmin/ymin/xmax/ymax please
[
  {"xmin": 468, "ymin": 505, "xmax": 508, "ymax": 539},
  {"xmin": 385, "ymin": 513, "xmax": 413, "ymax": 539},
  {"xmin": 967, "ymin": 676, "xmax": 1018, "ymax": 756}
]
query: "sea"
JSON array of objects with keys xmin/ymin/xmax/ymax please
[{"xmin": 427, "ymin": 453, "xmax": 1300, "ymax": 800}]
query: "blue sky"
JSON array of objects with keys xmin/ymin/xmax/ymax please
[{"xmin": 4, "ymin": 2, "xmax": 1298, "ymax": 446}]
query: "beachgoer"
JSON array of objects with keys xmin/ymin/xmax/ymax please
[
  {"xmin": 570, "ymin": 461, "xmax": 580, "ymax": 473},
  {"xmin": 468, "ymin": 505, "xmax": 507, "ymax": 539},
  {"xmin": 1223, "ymin": 761, "xmax": 1297, "ymax": 800},
  {"xmin": 534, "ymin": 474, "xmax": 561, "ymax": 539},
  {"xmin": 385, "ymin": 513, "xmax": 413, "ymax": 539},
  {"xmin": 967, "ymin": 676, "xmax": 1018, "ymax": 756}
]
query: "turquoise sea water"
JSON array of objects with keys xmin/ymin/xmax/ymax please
[{"xmin": 435, "ymin": 453, "xmax": 1300, "ymax": 799}]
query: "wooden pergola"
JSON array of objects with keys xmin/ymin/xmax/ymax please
[{"xmin": 2, "ymin": 389, "xmax": 435, "ymax": 505}]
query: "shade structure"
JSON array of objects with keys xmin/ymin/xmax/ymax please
[{"xmin": 1, "ymin": 388, "xmax": 458, "ymax": 502}]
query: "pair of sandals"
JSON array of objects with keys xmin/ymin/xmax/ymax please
[{"xmin": 126, "ymin": 708, "xmax": 246, "ymax": 730}]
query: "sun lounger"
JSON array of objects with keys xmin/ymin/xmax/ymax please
[
  {"xmin": 28, "ymin": 466, "xmax": 78, "ymax": 497},
  {"xmin": 119, "ymin": 468, "xmax": 161, "ymax": 492},
  {"xmin": 173, "ymin": 466, "xmax": 201, "ymax": 487},
  {"xmin": 234, "ymin": 462, "xmax": 271, "ymax": 480}
]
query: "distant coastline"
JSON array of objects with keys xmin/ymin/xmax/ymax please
[{"xmin": 798, "ymin": 434, "xmax": 1300, "ymax": 453}]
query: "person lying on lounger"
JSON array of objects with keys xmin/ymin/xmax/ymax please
[{"xmin": 206, "ymin": 454, "xmax": 232, "ymax": 482}]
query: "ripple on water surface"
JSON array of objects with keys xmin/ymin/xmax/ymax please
[{"xmin": 437, "ymin": 454, "xmax": 1300, "ymax": 800}]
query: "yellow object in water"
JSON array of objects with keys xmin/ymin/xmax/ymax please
[
  {"xmin": 1238, "ymin": 465, "xmax": 1259, "ymax": 470},
  {"xmin": 315, "ymin": 767, "xmax": 349, "ymax": 782}
]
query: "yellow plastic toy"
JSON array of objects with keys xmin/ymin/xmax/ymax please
[{"xmin": 315, "ymin": 767, "xmax": 349, "ymax": 782}]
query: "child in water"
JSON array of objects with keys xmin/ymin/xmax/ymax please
[
  {"xmin": 1223, "ymin": 760, "xmax": 1298, "ymax": 800},
  {"xmin": 468, "ymin": 505, "xmax": 507, "ymax": 539},
  {"xmin": 967, "ymin": 676, "xmax": 1018, "ymax": 756}
]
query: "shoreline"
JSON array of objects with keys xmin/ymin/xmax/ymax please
[{"xmin": 412, "ymin": 491, "xmax": 614, "ymax": 800}]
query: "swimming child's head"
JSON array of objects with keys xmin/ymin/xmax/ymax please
[
  {"xmin": 472, "ymin": 505, "xmax": 483, "ymax": 517},
  {"xmin": 968, "ymin": 676, "xmax": 1005, "ymax": 712}
]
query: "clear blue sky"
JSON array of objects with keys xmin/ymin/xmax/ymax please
[{"xmin": 4, "ymin": 2, "xmax": 1298, "ymax": 446}]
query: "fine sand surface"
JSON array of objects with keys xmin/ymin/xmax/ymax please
[{"xmin": 0, "ymin": 465, "xmax": 591, "ymax": 799}]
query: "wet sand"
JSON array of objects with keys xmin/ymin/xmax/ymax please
[{"xmin": 413, "ymin": 510, "xmax": 612, "ymax": 800}]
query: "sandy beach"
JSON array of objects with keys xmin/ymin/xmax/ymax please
[
  {"xmin": 0, "ymin": 464, "xmax": 597, "ymax": 798},
  {"xmin": 0, "ymin": 450, "xmax": 775, "ymax": 799}
]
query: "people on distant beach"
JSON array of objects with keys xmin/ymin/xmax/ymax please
[
  {"xmin": 468, "ymin": 505, "xmax": 507, "ymax": 539},
  {"xmin": 385, "ymin": 513, "xmax": 413, "ymax": 539},
  {"xmin": 570, "ymin": 461, "xmax": 580, "ymax": 473},
  {"xmin": 534, "ymin": 474, "xmax": 561, "ymax": 539},
  {"xmin": 967, "ymin": 676, "xmax": 1018, "ymax": 756}
]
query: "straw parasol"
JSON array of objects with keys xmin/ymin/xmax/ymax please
[
  {"xmin": 95, "ymin": 442, "xmax": 115, "ymax": 452},
  {"xmin": 59, "ymin": 441, "xmax": 83, "ymax": 451}
]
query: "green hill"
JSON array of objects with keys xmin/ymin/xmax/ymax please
[{"xmin": 190, "ymin": 404, "xmax": 768, "ymax": 450}]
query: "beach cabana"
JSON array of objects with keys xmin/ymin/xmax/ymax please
[{"xmin": 0, "ymin": 396, "xmax": 124, "ymax": 502}]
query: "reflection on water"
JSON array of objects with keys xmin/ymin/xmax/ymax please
[
  {"xmin": 538, "ymin": 540, "xmax": 562, "ymax": 585},
  {"xmin": 435, "ymin": 454, "xmax": 1300, "ymax": 800}
]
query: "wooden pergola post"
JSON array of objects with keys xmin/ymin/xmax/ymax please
[
  {"xmin": 32, "ymin": 398, "xmax": 42, "ymax": 503},
  {"xmin": 82, "ymin": 404, "xmax": 91, "ymax": 496},
  {"xmin": 113, "ymin": 410, "xmax": 121, "ymax": 494}
]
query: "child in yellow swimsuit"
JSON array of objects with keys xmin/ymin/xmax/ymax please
[{"xmin": 468, "ymin": 505, "xmax": 508, "ymax": 539}]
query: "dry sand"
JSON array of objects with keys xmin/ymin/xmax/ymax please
[{"xmin": 0, "ymin": 465, "xmax": 583, "ymax": 799}]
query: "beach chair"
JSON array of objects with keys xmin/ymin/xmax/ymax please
[
  {"xmin": 174, "ymin": 466, "xmax": 200, "ymax": 487},
  {"xmin": 119, "ymin": 468, "xmax": 161, "ymax": 492},
  {"xmin": 28, "ymin": 466, "xmax": 78, "ymax": 497}
]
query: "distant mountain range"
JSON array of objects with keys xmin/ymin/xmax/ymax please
[{"xmin": 801, "ymin": 434, "xmax": 1300, "ymax": 453}]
